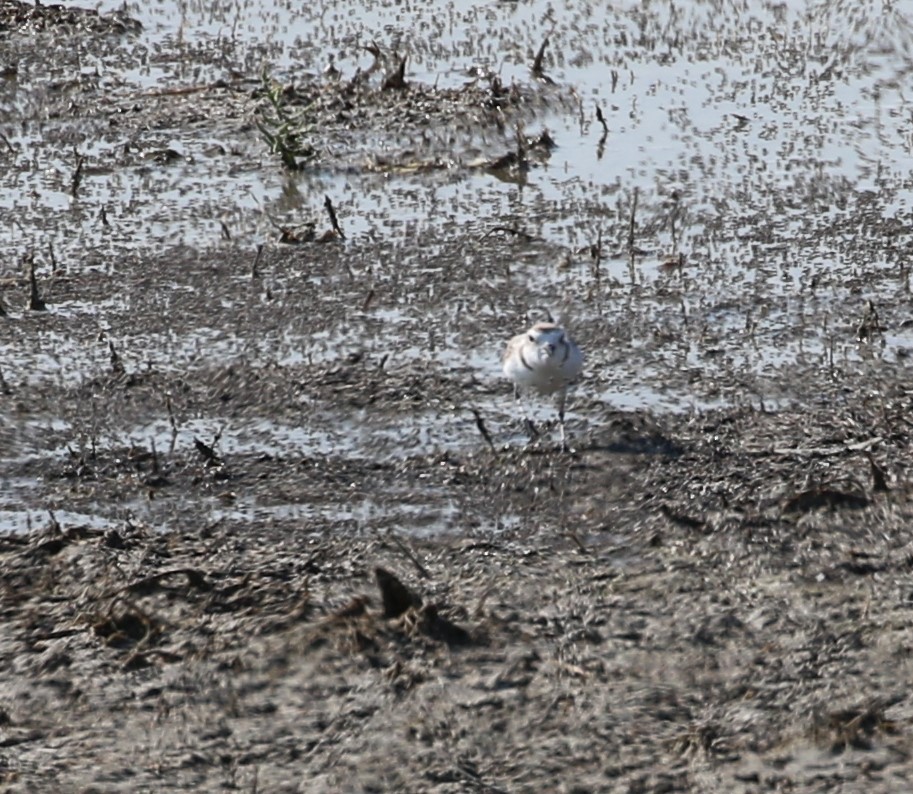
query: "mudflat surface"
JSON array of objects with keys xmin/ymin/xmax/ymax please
[{"xmin": 3, "ymin": 0, "xmax": 913, "ymax": 791}]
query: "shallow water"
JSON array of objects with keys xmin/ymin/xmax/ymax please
[
  {"xmin": 5, "ymin": 0, "xmax": 911, "ymax": 362},
  {"xmin": 9, "ymin": 0, "xmax": 912, "ymax": 249}
]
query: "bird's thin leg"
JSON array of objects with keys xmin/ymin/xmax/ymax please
[
  {"xmin": 557, "ymin": 387, "xmax": 569, "ymax": 452},
  {"xmin": 515, "ymin": 385, "xmax": 540, "ymax": 442}
]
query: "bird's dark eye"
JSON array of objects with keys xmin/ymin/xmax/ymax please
[{"xmin": 528, "ymin": 334, "xmax": 536, "ymax": 342}]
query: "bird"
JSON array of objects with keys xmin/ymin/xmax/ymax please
[{"xmin": 502, "ymin": 321, "xmax": 583, "ymax": 449}]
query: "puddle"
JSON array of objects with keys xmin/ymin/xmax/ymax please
[
  {"xmin": 0, "ymin": 471, "xmax": 521, "ymax": 537},
  {"xmin": 121, "ymin": 412, "xmax": 475, "ymax": 460},
  {"xmin": 208, "ymin": 494, "xmax": 474, "ymax": 539},
  {"xmin": 0, "ymin": 507, "xmax": 111, "ymax": 534}
]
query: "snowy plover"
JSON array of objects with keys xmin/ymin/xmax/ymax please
[{"xmin": 502, "ymin": 321, "xmax": 583, "ymax": 448}]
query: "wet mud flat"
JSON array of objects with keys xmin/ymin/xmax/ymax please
[
  {"xmin": 3, "ymin": 234, "xmax": 913, "ymax": 792},
  {"xmin": 4, "ymin": 381, "xmax": 913, "ymax": 793},
  {"xmin": 5, "ymin": 0, "xmax": 913, "ymax": 791}
]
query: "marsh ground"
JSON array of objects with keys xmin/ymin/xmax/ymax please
[{"xmin": 3, "ymin": 0, "xmax": 913, "ymax": 791}]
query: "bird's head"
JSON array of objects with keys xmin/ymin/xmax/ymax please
[{"xmin": 527, "ymin": 322, "xmax": 566, "ymax": 357}]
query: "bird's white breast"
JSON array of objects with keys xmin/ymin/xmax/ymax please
[{"xmin": 503, "ymin": 334, "xmax": 582, "ymax": 395}]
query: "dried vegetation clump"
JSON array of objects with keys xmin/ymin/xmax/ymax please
[{"xmin": 254, "ymin": 38, "xmax": 570, "ymax": 175}]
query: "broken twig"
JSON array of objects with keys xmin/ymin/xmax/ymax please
[{"xmin": 324, "ymin": 195, "xmax": 345, "ymax": 239}]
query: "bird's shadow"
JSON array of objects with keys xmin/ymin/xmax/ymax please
[
  {"xmin": 509, "ymin": 411, "xmax": 684, "ymax": 458},
  {"xmin": 578, "ymin": 411, "xmax": 685, "ymax": 457}
]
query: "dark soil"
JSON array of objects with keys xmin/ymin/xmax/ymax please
[{"xmin": 3, "ymin": 1, "xmax": 913, "ymax": 792}]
